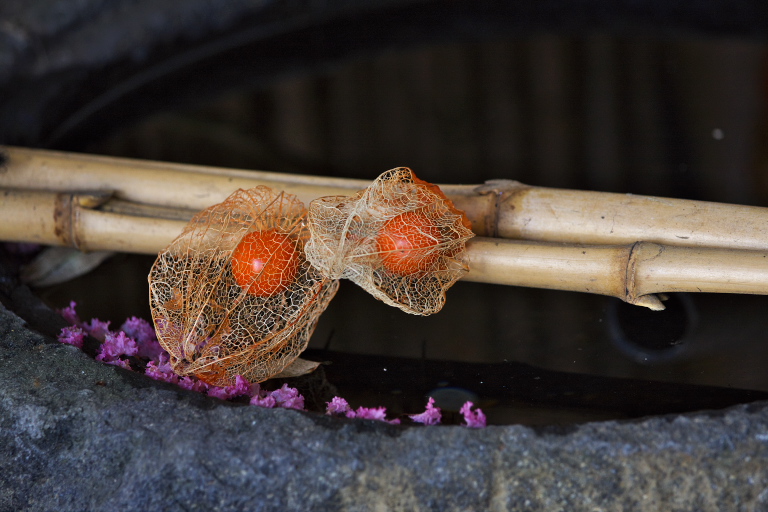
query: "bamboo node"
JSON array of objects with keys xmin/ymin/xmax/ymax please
[
  {"xmin": 53, "ymin": 191, "xmax": 113, "ymax": 250},
  {"xmin": 53, "ymin": 193, "xmax": 76, "ymax": 249},
  {"xmin": 474, "ymin": 180, "xmax": 529, "ymax": 238},
  {"xmin": 625, "ymin": 242, "xmax": 666, "ymax": 310}
]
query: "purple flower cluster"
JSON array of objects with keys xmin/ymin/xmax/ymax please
[
  {"xmin": 55, "ymin": 301, "xmax": 486, "ymax": 427},
  {"xmin": 324, "ymin": 396, "xmax": 486, "ymax": 427},
  {"xmin": 58, "ymin": 301, "xmax": 152, "ymax": 369},
  {"xmin": 206, "ymin": 376, "xmax": 247, "ymax": 400},
  {"xmin": 250, "ymin": 383, "xmax": 305, "ymax": 410},
  {"xmin": 96, "ymin": 331, "xmax": 138, "ymax": 364},
  {"xmin": 324, "ymin": 397, "xmax": 402, "ymax": 424},
  {"xmin": 121, "ymin": 316, "xmax": 165, "ymax": 361},
  {"xmin": 144, "ymin": 358, "xmax": 178, "ymax": 384},
  {"xmin": 55, "ymin": 303, "xmax": 309, "ymax": 405}
]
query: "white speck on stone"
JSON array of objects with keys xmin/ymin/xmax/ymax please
[{"xmin": 712, "ymin": 128, "xmax": 724, "ymax": 140}]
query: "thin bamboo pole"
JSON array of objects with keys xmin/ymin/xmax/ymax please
[
  {"xmin": 4, "ymin": 189, "xmax": 768, "ymax": 310},
  {"xmin": 0, "ymin": 146, "xmax": 370, "ymax": 210},
  {"xmin": 4, "ymin": 146, "xmax": 768, "ymax": 250}
]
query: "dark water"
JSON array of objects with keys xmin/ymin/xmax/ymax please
[
  {"xmin": 34, "ymin": 34, "xmax": 768, "ymax": 425},
  {"xmin": 36, "ymin": 252, "xmax": 768, "ymax": 425}
]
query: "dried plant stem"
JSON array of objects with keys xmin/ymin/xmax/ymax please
[
  {"xmin": 4, "ymin": 189, "xmax": 768, "ymax": 310},
  {"xmin": 4, "ymin": 146, "xmax": 768, "ymax": 251}
]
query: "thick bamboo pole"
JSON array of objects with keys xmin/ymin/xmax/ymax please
[
  {"xmin": 464, "ymin": 238, "xmax": 768, "ymax": 310},
  {"xmin": 0, "ymin": 190, "xmax": 188, "ymax": 254},
  {"xmin": 4, "ymin": 189, "xmax": 768, "ymax": 310},
  {"xmin": 4, "ymin": 146, "xmax": 768, "ymax": 250}
]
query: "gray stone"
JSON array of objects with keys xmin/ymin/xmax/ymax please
[{"xmin": 1, "ymin": 301, "xmax": 768, "ymax": 512}]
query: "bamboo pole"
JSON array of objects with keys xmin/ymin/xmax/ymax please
[
  {"xmin": 4, "ymin": 189, "xmax": 768, "ymax": 310},
  {"xmin": 0, "ymin": 146, "xmax": 371, "ymax": 211},
  {"xmin": 4, "ymin": 146, "xmax": 768, "ymax": 250},
  {"xmin": 0, "ymin": 189, "xmax": 188, "ymax": 254},
  {"xmin": 464, "ymin": 238, "xmax": 768, "ymax": 310},
  {"xmin": 482, "ymin": 181, "xmax": 768, "ymax": 251}
]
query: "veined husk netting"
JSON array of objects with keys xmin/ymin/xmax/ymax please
[
  {"xmin": 148, "ymin": 187, "xmax": 339, "ymax": 386},
  {"xmin": 305, "ymin": 167, "xmax": 475, "ymax": 316}
]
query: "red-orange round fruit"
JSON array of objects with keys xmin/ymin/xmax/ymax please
[
  {"xmin": 231, "ymin": 230, "xmax": 300, "ymax": 296},
  {"xmin": 376, "ymin": 210, "xmax": 441, "ymax": 275}
]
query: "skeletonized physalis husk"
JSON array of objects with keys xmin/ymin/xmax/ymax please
[
  {"xmin": 148, "ymin": 187, "xmax": 339, "ymax": 386},
  {"xmin": 305, "ymin": 167, "xmax": 474, "ymax": 315}
]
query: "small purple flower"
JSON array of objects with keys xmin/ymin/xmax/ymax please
[
  {"xmin": 120, "ymin": 317, "xmax": 164, "ymax": 360},
  {"xmin": 208, "ymin": 375, "xmax": 253, "ymax": 400},
  {"xmin": 58, "ymin": 301, "xmax": 81, "ymax": 326},
  {"xmin": 207, "ymin": 386, "xmax": 234, "ymax": 400},
  {"xmin": 326, "ymin": 396, "xmax": 354, "ymax": 417},
  {"xmin": 459, "ymin": 401, "xmax": 487, "ymax": 429},
  {"xmin": 83, "ymin": 318, "xmax": 112, "ymax": 342},
  {"xmin": 325, "ymin": 398, "xmax": 399, "ymax": 423},
  {"xmin": 250, "ymin": 384, "xmax": 305, "ymax": 410},
  {"xmin": 250, "ymin": 394, "xmax": 276, "ymax": 408},
  {"xmin": 57, "ymin": 325, "xmax": 85, "ymax": 349},
  {"xmin": 119, "ymin": 317, "xmax": 155, "ymax": 343},
  {"xmin": 355, "ymin": 406, "xmax": 388, "ymax": 421},
  {"xmin": 136, "ymin": 339, "xmax": 165, "ymax": 361},
  {"xmin": 145, "ymin": 358, "xmax": 179, "ymax": 384},
  {"xmin": 229, "ymin": 375, "xmax": 252, "ymax": 396},
  {"xmin": 409, "ymin": 397, "xmax": 442, "ymax": 426},
  {"xmin": 270, "ymin": 384, "xmax": 305, "ymax": 410},
  {"xmin": 96, "ymin": 331, "xmax": 138, "ymax": 362}
]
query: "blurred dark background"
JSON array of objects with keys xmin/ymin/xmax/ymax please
[{"xmin": 90, "ymin": 36, "xmax": 768, "ymax": 204}]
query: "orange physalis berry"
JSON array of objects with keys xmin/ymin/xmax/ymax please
[
  {"xmin": 231, "ymin": 230, "xmax": 300, "ymax": 296},
  {"xmin": 376, "ymin": 210, "xmax": 441, "ymax": 275}
]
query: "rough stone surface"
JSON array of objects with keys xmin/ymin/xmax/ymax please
[{"xmin": 2, "ymin": 302, "xmax": 768, "ymax": 511}]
